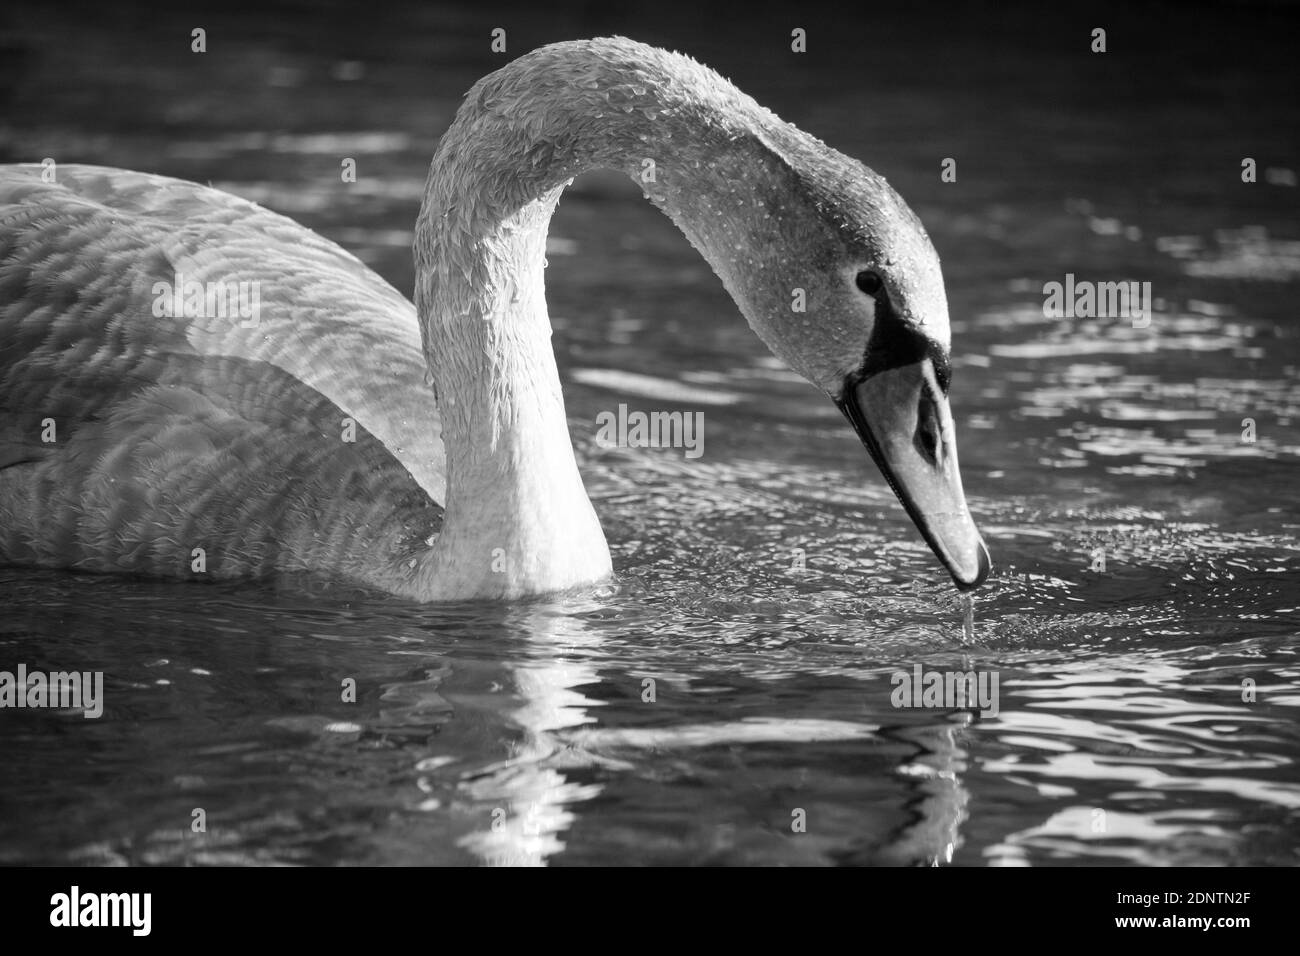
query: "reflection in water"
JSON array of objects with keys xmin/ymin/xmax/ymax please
[
  {"xmin": 876, "ymin": 721, "xmax": 971, "ymax": 867},
  {"xmin": 451, "ymin": 599, "xmax": 973, "ymax": 866},
  {"xmin": 455, "ymin": 605, "xmax": 606, "ymax": 866}
]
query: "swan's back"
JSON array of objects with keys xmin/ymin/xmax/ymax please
[{"xmin": 0, "ymin": 164, "xmax": 445, "ymax": 586}]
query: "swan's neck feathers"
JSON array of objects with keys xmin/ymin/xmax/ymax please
[{"xmin": 410, "ymin": 38, "xmax": 796, "ymax": 599}]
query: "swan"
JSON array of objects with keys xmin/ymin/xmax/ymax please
[{"xmin": 0, "ymin": 37, "xmax": 990, "ymax": 601}]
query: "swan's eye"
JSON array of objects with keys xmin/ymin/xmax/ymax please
[{"xmin": 855, "ymin": 270, "xmax": 883, "ymax": 296}]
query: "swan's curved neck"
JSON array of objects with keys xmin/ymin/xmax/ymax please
[{"xmin": 410, "ymin": 40, "xmax": 784, "ymax": 599}]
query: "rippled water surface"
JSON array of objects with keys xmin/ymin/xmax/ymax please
[{"xmin": 1, "ymin": 1, "xmax": 1298, "ymax": 865}]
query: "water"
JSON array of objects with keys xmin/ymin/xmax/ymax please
[{"xmin": 1, "ymin": 1, "xmax": 1298, "ymax": 865}]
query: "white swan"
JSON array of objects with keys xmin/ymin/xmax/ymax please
[{"xmin": 0, "ymin": 37, "xmax": 989, "ymax": 601}]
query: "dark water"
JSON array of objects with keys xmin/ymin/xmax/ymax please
[{"xmin": 1, "ymin": 1, "xmax": 1298, "ymax": 865}]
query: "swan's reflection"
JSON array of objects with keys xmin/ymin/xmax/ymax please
[
  {"xmin": 455, "ymin": 600, "xmax": 606, "ymax": 866},
  {"xmin": 447, "ymin": 595, "xmax": 975, "ymax": 866},
  {"xmin": 875, "ymin": 718, "xmax": 972, "ymax": 866}
]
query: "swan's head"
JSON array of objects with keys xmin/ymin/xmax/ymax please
[{"xmin": 716, "ymin": 129, "xmax": 991, "ymax": 589}]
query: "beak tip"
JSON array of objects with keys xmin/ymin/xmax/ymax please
[{"xmin": 949, "ymin": 536, "xmax": 991, "ymax": 591}]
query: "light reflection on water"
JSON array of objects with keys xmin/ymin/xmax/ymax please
[{"xmin": 1, "ymin": 2, "xmax": 1298, "ymax": 866}]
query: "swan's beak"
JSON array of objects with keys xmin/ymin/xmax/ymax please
[{"xmin": 836, "ymin": 359, "xmax": 991, "ymax": 589}]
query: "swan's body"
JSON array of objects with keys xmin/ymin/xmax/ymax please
[
  {"xmin": 0, "ymin": 38, "xmax": 989, "ymax": 601},
  {"xmin": 0, "ymin": 165, "xmax": 445, "ymax": 593}
]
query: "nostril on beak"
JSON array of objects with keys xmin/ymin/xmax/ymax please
[{"xmin": 915, "ymin": 392, "xmax": 941, "ymax": 466}]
